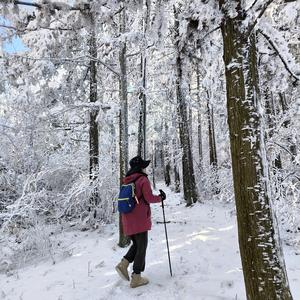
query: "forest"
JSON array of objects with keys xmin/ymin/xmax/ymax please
[{"xmin": 0, "ymin": 0, "xmax": 299, "ymax": 299}]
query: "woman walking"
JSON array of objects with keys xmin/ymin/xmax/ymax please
[{"xmin": 115, "ymin": 155, "xmax": 166, "ymax": 288}]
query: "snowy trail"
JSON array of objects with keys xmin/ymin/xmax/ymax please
[{"xmin": 1, "ymin": 185, "xmax": 300, "ymax": 300}]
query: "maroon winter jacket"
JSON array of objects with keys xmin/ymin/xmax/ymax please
[{"xmin": 121, "ymin": 173, "xmax": 161, "ymax": 236}]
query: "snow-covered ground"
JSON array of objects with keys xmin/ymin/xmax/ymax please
[{"xmin": 1, "ymin": 185, "xmax": 300, "ymax": 300}]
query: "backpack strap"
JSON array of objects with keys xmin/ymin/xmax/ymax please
[{"xmin": 129, "ymin": 174, "xmax": 147, "ymax": 205}]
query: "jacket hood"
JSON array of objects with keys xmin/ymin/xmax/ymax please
[{"xmin": 123, "ymin": 172, "xmax": 147, "ymax": 184}]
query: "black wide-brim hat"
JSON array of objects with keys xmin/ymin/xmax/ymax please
[{"xmin": 129, "ymin": 156, "xmax": 151, "ymax": 169}]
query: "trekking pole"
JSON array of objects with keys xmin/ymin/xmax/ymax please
[{"xmin": 161, "ymin": 197, "xmax": 173, "ymax": 277}]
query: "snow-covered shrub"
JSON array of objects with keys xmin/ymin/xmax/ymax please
[
  {"xmin": 215, "ymin": 166, "xmax": 234, "ymax": 203},
  {"xmin": 0, "ymin": 160, "xmax": 18, "ymax": 217},
  {"xmin": 0, "ymin": 162, "xmax": 117, "ymax": 273},
  {"xmin": 265, "ymin": 96, "xmax": 300, "ymax": 245},
  {"xmin": 61, "ymin": 169, "xmax": 116, "ymax": 227},
  {"xmin": 197, "ymin": 164, "xmax": 234, "ymax": 203},
  {"xmin": 0, "ymin": 166, "xmax": 116, "ymax": 232},
  {"xmin": 271, "ymin": 166, "xmax": 300, "ymax": 245},
  {"xmin": 0, "ymin": 223, "xmax": 72, "ymax": 273}
]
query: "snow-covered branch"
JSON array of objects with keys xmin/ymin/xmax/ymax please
[
  {"xmin": 258, "ymin": 29, "xmax": 300, "ymax": 83},
  {"xmin": 0, "ymin": 54, "xmax": 120, "ymax": 76},
  {"xmin": 246, "ymin": 0, "xmax": 259, "ymax": 12},
  {"xmin": 0, "ymin": 23, "xmax": 79, "ymax": 32},
  {"xmin": 13, "ymin": 0, "xmax": 81, "ymax": 12},
  {"xmin": 246, "ymin": 0, "xmax": 275, "ymax": 35},
  {"xmin": 196, "ymin": 26, "xmax": 221, "ymax": 47},
  {"xmin": 13, "ymin": 0, "xmax": 42, "ymax": 9},
  {"xmin": 268, "ymin": 141, "xmax": 295, "ymax": 157},
  {"xmin": 96, "ymin": 57, "xmax": 120, "ymax": 77}
]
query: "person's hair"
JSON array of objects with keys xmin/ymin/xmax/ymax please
[{"xmin": 126, "ymin": 166, "xmax": 144, "ymax": 176}]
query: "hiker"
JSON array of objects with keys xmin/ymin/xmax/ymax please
[{"xmin": 115, "ymin": 155, "xmax": 166, "ymax": 288}]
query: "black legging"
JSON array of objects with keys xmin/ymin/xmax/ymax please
[{"xmin": 124, "ymin": 231, "xmax": 148, "ymax": 274}]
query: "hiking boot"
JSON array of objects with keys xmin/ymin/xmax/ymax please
[
  {"xmin": 115, "ymin": 258, "xmax": 130, "ymax": 281},
  {"xmin": 130, "ymin": 273, "xmax": 149, "ymax": 288}
]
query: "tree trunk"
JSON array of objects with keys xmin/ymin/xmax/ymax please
[
  {"xmin": 206, "ymin": 90, "xmax": 219, "ymax": 194},
  {"xmin": 137, "ymin": 55, "xmax": 147, "ymax": 159},
  {"xmin": 264, "ymin": 88, "xmax": 282, "ymax": 170},
  {"xmin": 173, "ymin": 136, "xmax": 180, "ymax": 193},
  {"xmin": 160, "ymin": 139, "xmax": 164, "ymax": 170},
  {"xmin": 118, "ymin": 7, "xmax": 130, "ymax": 248},
  {"xmin": 206, "ymin": 91, "xmax": 217, "ymax": 167},
  {"xmin": 188, "ymin": 89, "xmax": 193, "ymax": 148},
  {"xmin": 279, "ymin": 92, "xmax": 297, "ymax": 161},
  {"xmin": 220, "ymin": 6, "xmax": 292, "ymax": 299},
  {"xmin": 176, "ymin": 55, "xmax": 198, "ymax": 205},
  {"xmin": 173, "ymin": 162, "xmax": 180, "ymax": 193},
  {"xmin": 174, "ymin": 7, "xmax": 198, "ymax": 205},
  {"xmin": 110, "ymin": 120, "xmax": 117, "ymax": 177},
  {"xmin": 197, "ymin": 106, "xmax": 203, "ymax": 169},
  {"xmin": 152, "ymin": 140, "xmax": 156, "ymax": 190},
  {"xmin": 163, "ymin": 123, "xmax": 171, "ymax": 186},
  {"xmin": 279, "ymin": 92, "xmax": 287, "ymax": 112},
  {"xmin": 137, "ymin": 0, "xmax": 151, "ymax": 159},
  {"xmin": 172, "ymin": 119, "xmax": 181, "ymax": 193},
  {"xmin": 88, "ymin": 13, "xmax": 99, "ymax": 214},
  {"xmin": 196, "ymin": 64, "xmax": 203, "ymax": 169},
  {"xmin": 165, "ymin": 162, "xmax": 171, "ymax": 186}
]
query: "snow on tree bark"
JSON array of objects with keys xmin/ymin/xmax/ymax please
[
  {"xmin": 206, "ymin": 90, "xmax": 218, "ymax": 167},
  {"xmin": 137, "ymin": 0, "xmax": 151, "ymax": 159},
  {"xmin": 118, "ymin": 6, "xmax": 130, "ymax": 248},
  {"xmin": 87, "ymin": 12, "xmax": 100, "ymax": 214},
  {"xmin": 163, "ymin": 122, "xmax": 171, "ymax": 187},
  {"xmin": 278, "ymin": 92, "xmax": 297, "ymax": 161},
  {"xmin": 174, "ymin": 5, "xmax": 198, "ymax": 206},
  {"xmin": 196, "ymin": 63, "xmax": 203, "ymax": 170},
  {"xmin": 220, "ymin": 2, "xmax": 293, "ymax": 298}
]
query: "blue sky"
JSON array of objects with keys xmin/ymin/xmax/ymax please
[
  {"xmin": 1, "ymin": 0, "xmax": 76, "ymax": 53},
  {"xmin": 1, "ymin": 1, "xmax": 32, "ymax": 53},
  {"xmin": 3, "ymin": 36, "xmax": 29, "ymax": 53}
]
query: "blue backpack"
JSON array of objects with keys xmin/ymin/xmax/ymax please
[{"xmin": 118, "ymin": 182, "xmax": 139, "ymax": 214}]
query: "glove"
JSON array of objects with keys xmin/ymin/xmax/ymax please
[{"xmin": 159, "ymin": 189, "xmax": 166, "ymax": 201}]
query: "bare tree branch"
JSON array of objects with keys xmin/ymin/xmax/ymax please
[
  {"xmin": 247, "ymin": 0, "xmax": 275, "ymax": 35},
  {"xmin": 258, "ymin": 29, "xmax": 300, "ymax": 82},
  {"xmin": 0, "ymin": 124, "xmax": 17, "ymax": 132},
  {"xmin": 126, "ymin": 44, "xmax": 155, "ymax": 58},
  {"xmin": 0, "ymin": 24, "xmax": 80, "ymax": 32},
  {"xmin": 246, "ymin": 0, "xmax": 259, "ymax": 12},
  {"xmin": 0, "ymin": 54, "xmax": 120, "ymax": 77},
  {"xmin": 0, "ymin": 54, "xmax": 86, "ymax": 63},
  {"xmin": 196, "ymin": 26, "xmax": 221, "ymax": 49},
  {"xmin": 96, "ymin": 57, "xmax": 120, "ymax": 77},
  {"xmin": 268, "ymin": 141, "xmax": 294, "ymax": 157},
  {"xmin": 0, "ymin": 24, "xmax": 18, "ymax": 31},
  {"xmin": 126, "ymin": 51, "xmax": 140, "ymax": 58},
  {"xmin": 113, "ymin": 6, "xmax": 124, "ymax": 16},
  {"xmin": 12, "ymin": 0, "xmax": 121, "ymax": 14},
  {"xmin": 182, "ymin": 49, "xmax": 202, "ymax": 62},
  {"xmin": 13, "ymin": 0, "xmax": 83, "ymax": 11},
  {"xmin": 13, "ymin": 0, "xmax": 42, "ymax": 9}
]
